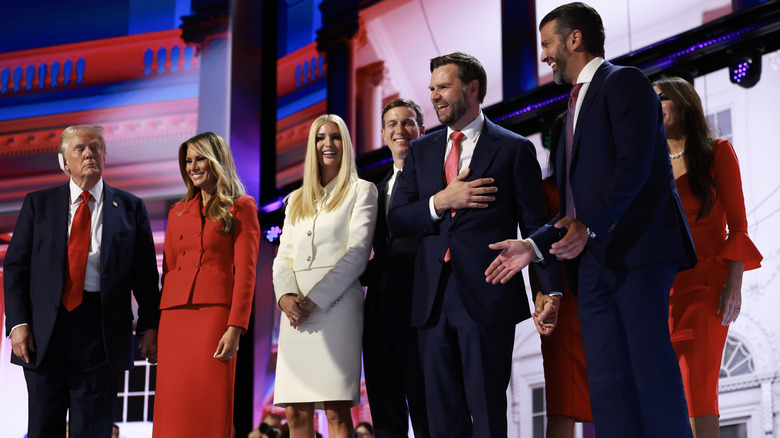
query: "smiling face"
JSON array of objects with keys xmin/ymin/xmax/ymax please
[
  {"xmin": 429, "ymin": 64, "xmax": 473, "ymax": 129},
  {"xmin": 185, "ymin": 146, "xmax": 217, "ymax": 195},
  {"xmin": 654, "ymin": 85, "xmax": 683, "ymax": 136},
  {"xmin": 540, "ymin": 20, "xmax": 573, "ymax": 85},
  {"xmin": 62, "ymin": 131, "xmax": 106, "ymax": 190},
  {"xmin": 316, "ymin": 121, "xmax": 344, "ymax": 178},
  {"xmin": 382, "ymin": 106, "xmax": 423, "ymax": 163}
]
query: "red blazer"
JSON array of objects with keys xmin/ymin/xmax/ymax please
[{"xmin": 160, "ymin": 193, "xmax": 260, "ymax": 330}]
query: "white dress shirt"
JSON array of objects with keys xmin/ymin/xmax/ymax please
[
  {"xmin": 571, "ymin": 57, "xmax": 606, "ymax": 130},
  {"xmin": 10, "ymin": 179, "xmax": 105, "ymax": 336},
  {"xmin": 386, "ymin": 165, "xmax": 402, "ymax": 213},
  {"xmin": 68, "ymin": 178, "xmax": 104, "ymax": 292},
  {"xmin": 428, "ymin": 112, "xmax": 485, "ymax": 220}
]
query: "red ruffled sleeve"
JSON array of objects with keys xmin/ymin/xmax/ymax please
[{"xmin": 713, "ymin": 139, "xmax": 762, "ymax": 271}]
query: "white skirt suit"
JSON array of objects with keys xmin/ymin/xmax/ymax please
[{"xmin": 272, "ymin": 177, "xmax": 378, "ymax": 408}]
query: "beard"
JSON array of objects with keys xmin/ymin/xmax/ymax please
[
  {"xmin": 437, "ymin": 88, "xmax": 470, "ymax": 127},
  {"xmin": 551, "ymin": 45, "xmax": 572, "ymax": 85}
]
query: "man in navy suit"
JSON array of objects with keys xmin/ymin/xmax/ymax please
[
  {"xmin": 387, "ymin": 52, "xmax": 563, "ymax": 438},
  {"xmin": 486, "ymin": 3, "xmax": 696, "ymax": 437},
  {"xmin": 4, "ymin": 125, "xmax": 160, "ymax": 438},
  {"xmin": 363, "ymin": 98, "xmax": 430, "ymax": 438}
]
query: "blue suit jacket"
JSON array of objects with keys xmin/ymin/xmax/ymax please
[
  {"xmin": 3, "ymin": 182, "xmax": 161, "ymax": 370},
  {"xmin": 531, "ymin": 62, "xmax": 696, "ymax": 271},
  {"xmin": 387, "ymin": 118, "xmax": 563, "ymax": 328}
]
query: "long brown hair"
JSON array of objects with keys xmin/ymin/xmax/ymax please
[
  {"xmin": 653, "ymin": 76, "xmax": 718, "ymax": 219},
  {"xmin": 178, "ymin": 132, "xmax": 246, "ymax": 234}
]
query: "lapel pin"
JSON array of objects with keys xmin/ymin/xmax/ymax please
[{"xmin": 112, "ymin": 201, "xmax": 118, "ymax": 207}]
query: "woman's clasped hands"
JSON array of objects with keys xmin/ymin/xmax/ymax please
[{"xmin": 279, "ymin": 294, "xmax": 316, "ymax": 329}]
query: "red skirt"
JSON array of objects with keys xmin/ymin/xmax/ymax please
[
  {"xmin": 669, "ymin": 258, "xmax": 730, "ymax": 417},
  {"xmin": 153, "ymin": 305, "xmax": 236, "ymax": 438},
  {"xmin": 540, "ymin": 295, "xmax": 593, "ymax": 421}
]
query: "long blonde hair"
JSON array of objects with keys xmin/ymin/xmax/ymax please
[
  {"xmin": 178, "ymin": 132, "xmax": 246, "ymax": 234},
  {"xmin": 287, "ymin": 114, "xmax": 357, "ymax": 224}
]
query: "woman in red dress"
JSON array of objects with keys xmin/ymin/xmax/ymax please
[
  {"xmin": 653, "ymin": 77, "xmax": 762, "ymax": 437},
  {"xmin": 537, "ymin": 112, "xmax": 593, "ymax": 437},
  {"xmin": 153, "ymin": 132, "xmax": 261, "ymax": 437}
]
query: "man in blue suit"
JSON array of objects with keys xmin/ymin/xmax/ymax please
[
  {"xmin": 4, "ymin": 125, "xmax": 160, "ymax": 438},
  {"xmin": 363, "ymin": 98, "xmax": 430, "ymax": 438},
  {"xmin": 387, "ymin": 52, "xmax": 563, "ymax": 438},
  {"xmin": 486, "ymin": 3, "xmax": 697, "ymax": 437}
]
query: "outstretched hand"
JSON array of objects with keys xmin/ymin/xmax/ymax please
[
  {"xmin": 433, "ymin": 168, "xmax": 497, "ymax": 216},
  {"xmin": 485, "ymin": 239, "xmax": 535, "ymax": 284},
  {"xmin": 549, "ymin": 217, "xmax": 589, "ymax": 260}
]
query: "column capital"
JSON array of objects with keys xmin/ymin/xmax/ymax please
[
  {"xmin": 356, "ymin": 61, "xmax": 385, "ymax": 90},
  {"xmin": 316, "ymin": 0, "xmax": 381, "ymax": 53}
]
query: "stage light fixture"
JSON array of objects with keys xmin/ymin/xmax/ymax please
[{"xmin": 728, "ymin": 47, "xmax": 762, "ymax": 88}]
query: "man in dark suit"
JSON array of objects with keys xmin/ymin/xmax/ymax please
[
  {"xmin": 363, "ymin": 98, "xmax": 429, "ymax": 438},
  {"xmin": 387, "ymin": 52, "xmax": 563, "ymax": 438},
  {"xmin": 486, "ymin": 3, "xmax": 697, "ymax": 437},
  {"xmin": 4, "ymin": 125, "xmax": 160, "ymax": 438}
]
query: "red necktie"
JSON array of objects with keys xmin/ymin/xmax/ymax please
[
  {"xmin": 443, "ymin": 131, "xmax": 464, "ymax": 262},
  {"xmin": 62, "ymin": 191, "xmax": 92, "ymax": 311},
  {"xmin": 565, "ymin": 83, "xmax": 583, "ymax": 218}
]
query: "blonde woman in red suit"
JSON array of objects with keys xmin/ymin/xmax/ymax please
[
  {"xmin": 153, "ymin": 132, "xmax": 261, "ymax": 437},
  {"xmin": 272, "ymin": 114, "xmax": 378, "ymax": 438},
  {"xmin": 653, "ymin": 77, "xmax": 762, "ymax": 437}
]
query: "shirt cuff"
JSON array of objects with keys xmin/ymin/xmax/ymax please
[
  {"xmin": 9, "ymin": 323, "xmax": 29, "ymax": 337},
  {"xmin": 527, "ymin": 238, "xmax": 544, "ymax": 262},
  {"xmin": 429, "ymin": 196, "xmax": 444, "ymax": 222}
]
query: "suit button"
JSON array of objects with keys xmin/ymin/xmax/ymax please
[
  {"xmin": 448, "ymin": 231, "xmax": 454, "ymax": 236},
  {"xmin": 306, "ymin": 256, "xmax": 312, "ymax": 262},
  {"xmin": 438, "ymin": 258, "xmax": 444, "ymax": 263},
  {"xmin": 181, "ymin": 250, "xmax": 185, "ymax": 255},
  {"xmin": 307, "ymin": 230, "xmax": 312, "ymax": 236},
  {"xmin": 178, "ymin": 266, "xmax": 182, "ymax": 271},
  {"xmin": 178, "ymin": 234, "xmax": 183, "ymax": 239}
]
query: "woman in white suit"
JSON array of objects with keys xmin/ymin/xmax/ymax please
[{"xmin": 272, "ymin": 114, "xmax": 378, "ymax": 438}]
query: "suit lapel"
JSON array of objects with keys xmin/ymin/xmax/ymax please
[
  {"xmin": 377, "ymin": 171, "xmax": 391, "ymax": 217},
  {"xmin": 571, "ymin": 62, "xmax": 610, "ymax": 167},
  {"xmin": 419, "ymin": 129, "xmax": 448, "ymax": 194},
  {"xmin": 451, "ymin": 119, "xmax": 500, "ymax": 225},
  {"xmin": 54, "ymin": 184, "xmax": 71, "ymax": 272},
  {"xmin": 100, "ymin": 184, "xmax": 117, "ymax": 293},
  {"xmin": 467, "ymin": 119, "xmax": 500, "ymax": 180}
]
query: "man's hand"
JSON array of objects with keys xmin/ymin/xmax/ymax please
[
  {"xmin": 11, "ymin": 325, "xmax": 35, "ymax": 364},
  {"xmin": 279, "ymin": 294, "xmax": 313, "ymax": 329},
  {"xmin": 533, "ymin": 293, "xmax": 561, "ymax": 336},
  {"xmin": 549, "ymin": 217, "xmax": 589, "ymax": 259},
  {"xmin": 214, "ymin": 326, "xmax": 242, "ymax": 361},
  {"xmin": 433, "ymin": 168, "xmax": 497, "ymax": 216},
  {"xmin": 139, "ymin": 328, "xmax": 158, "ymax": 364},
  {"xmin": 485, "ymin": 239, "xmax": 535, "ymax": 284}
]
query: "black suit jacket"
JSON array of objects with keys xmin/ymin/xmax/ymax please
[
  {"xmin": 363, "ymin": 169, "xmax": 422, "ymax": 327},
  {"xmin": 4, "ymin": 182, "xmax": 161, "ymax": 370},
  {"xmin": 387, "ymin": 118, "xmax": 563, "ymax": 328}
]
